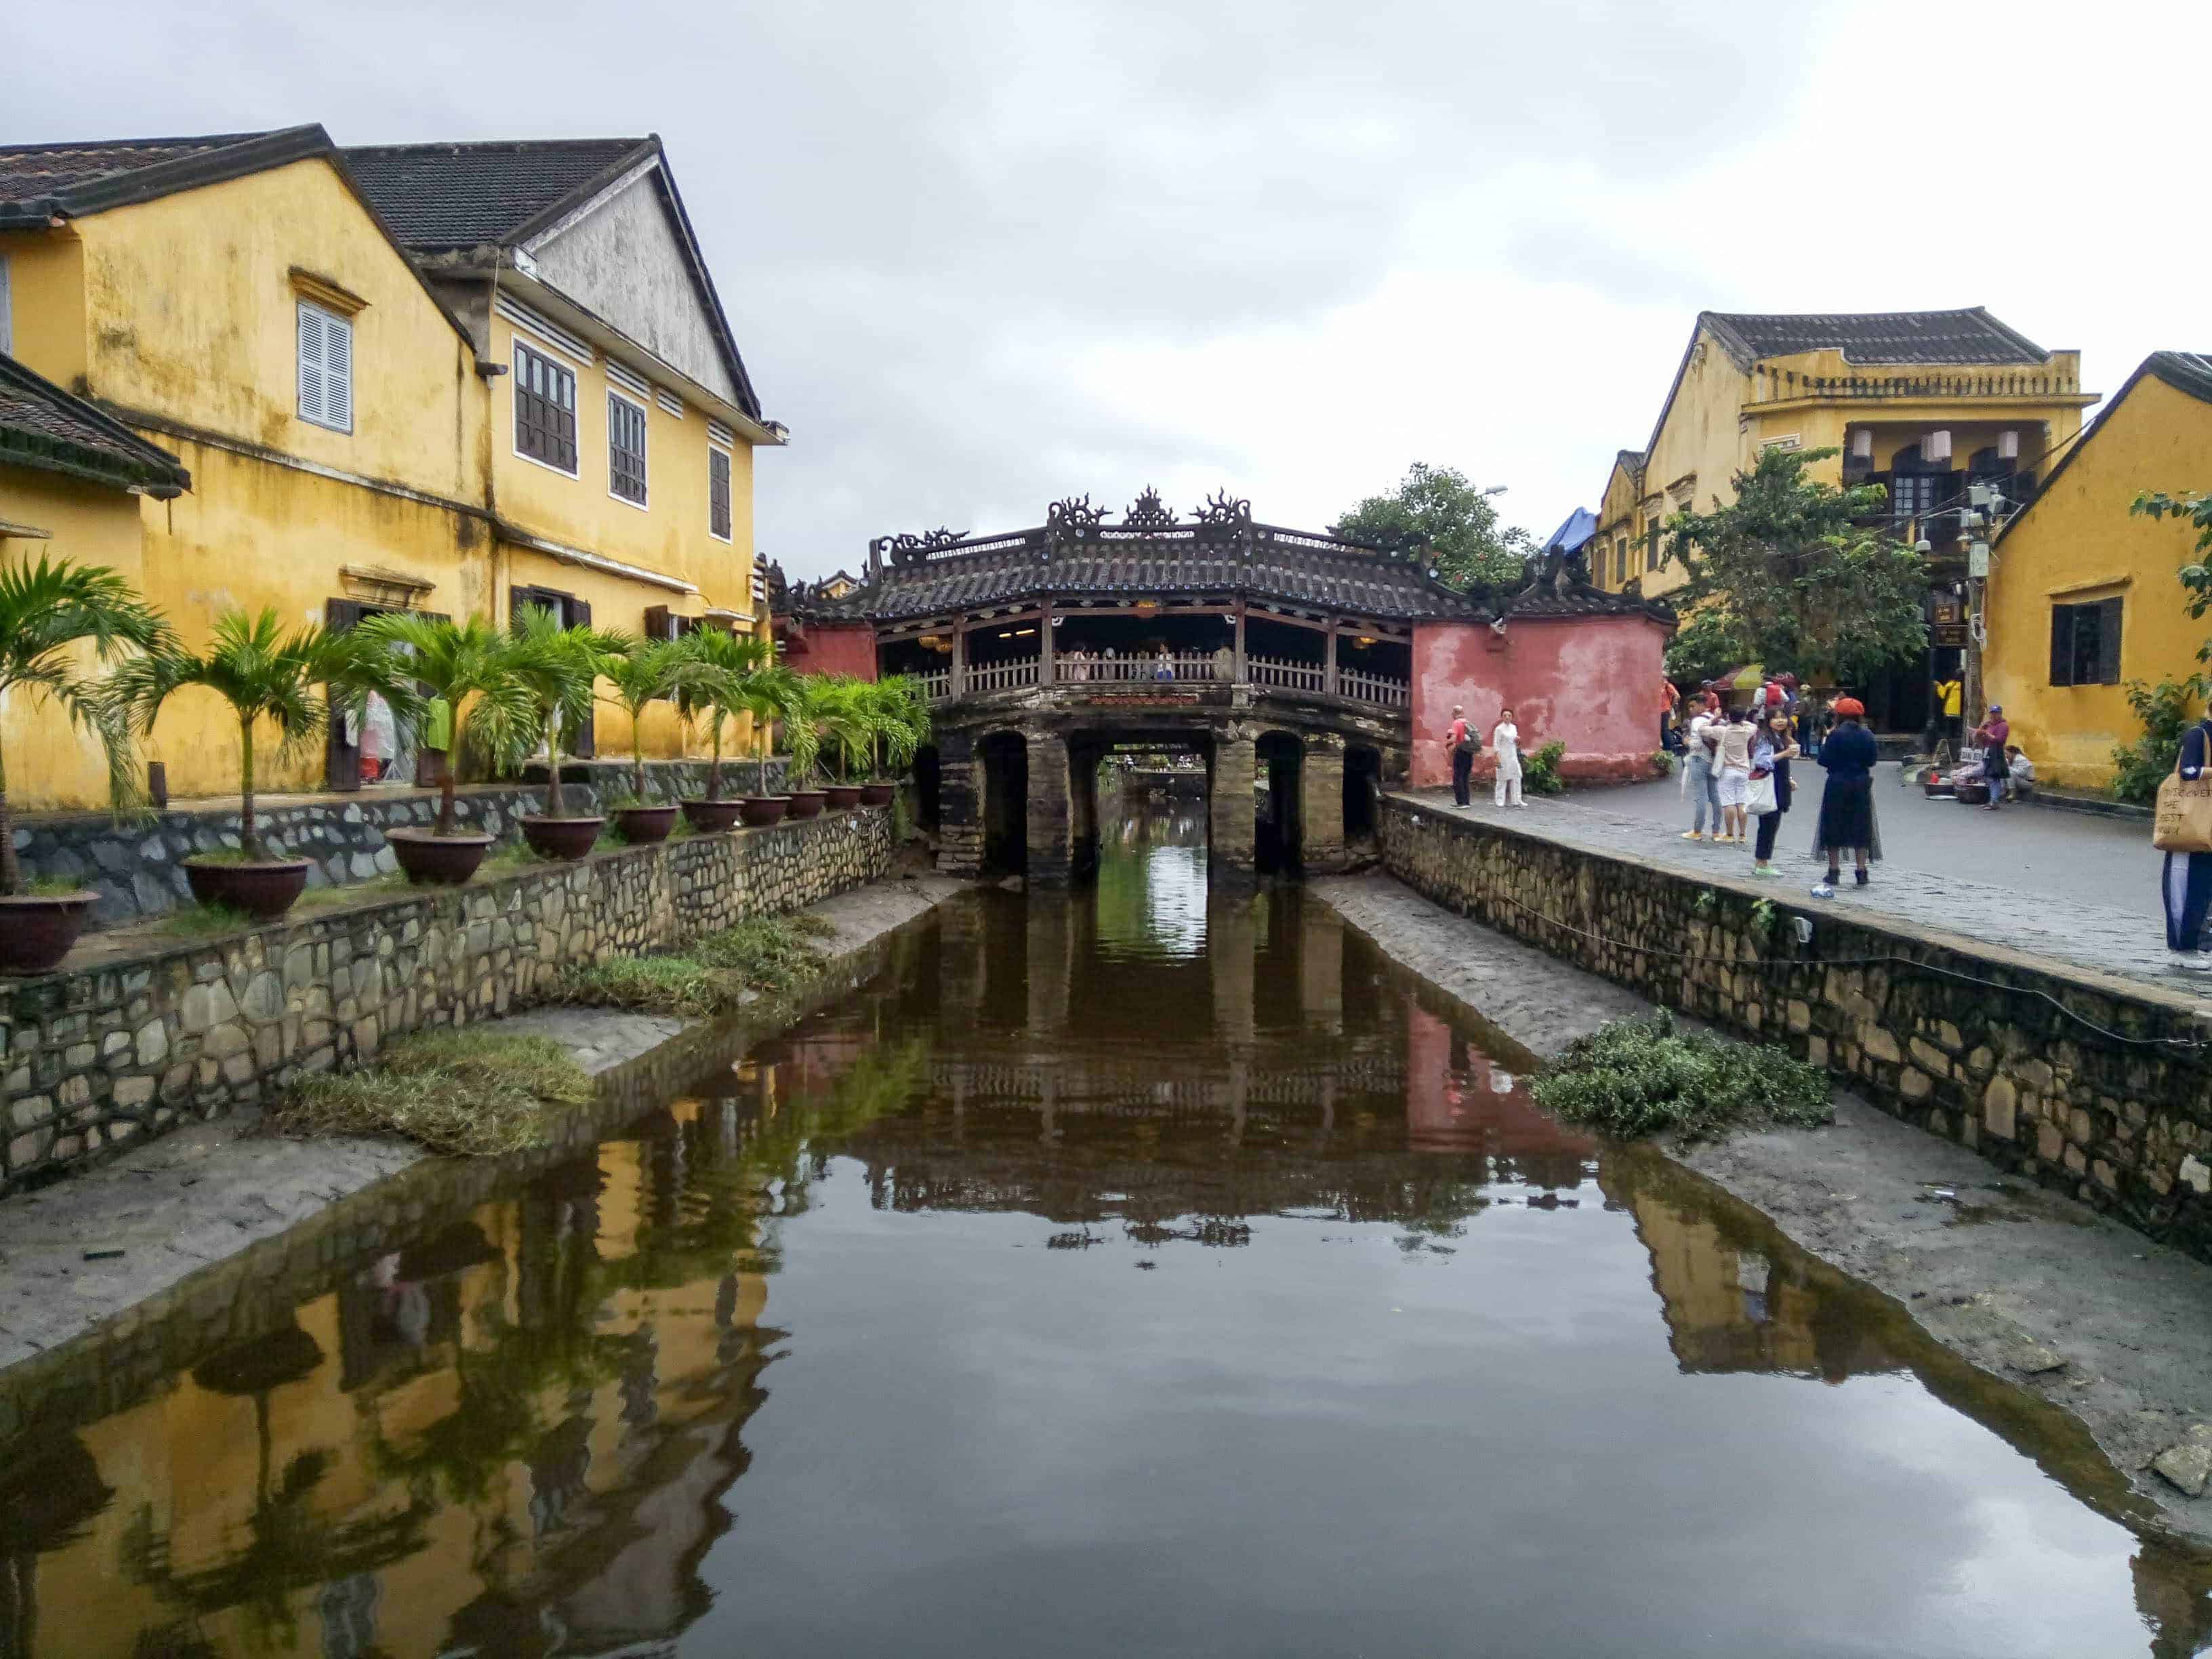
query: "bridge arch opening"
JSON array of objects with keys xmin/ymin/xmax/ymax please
[
  {"xmin": 1255, "ymin": 731, "xmax": 1304, "ymax": 874},
  {"xmin": 1343, "ymin": 743, "xmax": 1381, "ymax": 842},
  {"xmin": 913, "ymin": 743, "xmax": 942, "ymax": 832},
  {"xmin": 979, "ymin": 731, "xmax": 1029, "ymax": 876}
]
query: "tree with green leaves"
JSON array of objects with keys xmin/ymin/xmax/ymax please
[
  {"xmin": 112, "ymin": 609, "xmax": 419, "ymax": 861},
  {"xmin": 859, "ymin": 674, "xmax": 931, "ymax": 780},
  {"xmin": 354, "ymin": 613, "xmax": 538, "ymax": 836},
  {"xmin": 1333, "ymin": 462, "xmax": 1538, "ymax": 595},
  {"xmin": 598, "ymin": 637, "xmax": 726, "ymax": 805},
  {"xmin": 506, "ymin": 603, "xmax": 621, "ymax": 821},
  {"xmin": 739, "ymin": 656, "xmax": 803, "ymax": 795},
  {"xmin": 0, "ymin": 554, "xmax": 171, "ymax": 894},
  {"xmin": 2131, "ymin": 489, "xmax": 2212, "ymax": 661},
  {"xmin": 1660, "ymin": 446, "xmax": 1928, "ymax": 686},
  {"xmin": 674, "ymin": 627, "xmax": 778, "ymax": 800}
]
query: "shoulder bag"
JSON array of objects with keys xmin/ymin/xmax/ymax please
[{"xmin": 2153, "ymin": 733, "xmax": 2212, "ymax": 853}]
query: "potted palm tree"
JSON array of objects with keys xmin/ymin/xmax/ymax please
[
  {"xmin": 354, "ymin": 613, "xmax": 535, "ymax": 884},
  {"xmin": 598, "ymin": 638, "xmax": 711, "ymax": 844},
  {"xmin": 861, "ymin": 675, "xmax": 930, "ymax": 805},
  {"xmin": 508, "ymin": 605, "xmax": 613, "ymax": 861},
  {"xmin": 113, "ymin": 609, "xmax": 419, "ymax": 919},
  {"xmin": 671, "ymin": 628, "xmax": 767, "ymax": 833},
  {"xmin": 737, "ymin": 651, "xmax": 801, "ymax": 826},
  {"xmin": 0, "ymin": 554, "xmax": 170, "ymax": 973},
  {"xmin": 781, "ymin": 674, "xmax": 828, "ymax": 819}
]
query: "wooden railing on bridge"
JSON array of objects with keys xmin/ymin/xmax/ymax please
[{"xmin": 909, "ymin": 654, "xmax": 1410, "ymax": 712}]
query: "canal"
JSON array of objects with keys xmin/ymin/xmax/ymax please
[{"xmin": 1, "ymin": 808, "xmax": 2207, "ymax": 1657}]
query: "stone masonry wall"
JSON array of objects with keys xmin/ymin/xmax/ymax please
[
  {"xmin": 0, "ymin": 806, "xmax": 890, "ymax": 1194},
  {"xmin": 1379, "ymin": 795, "xmax": 2212, "ymax": 1262},
  {"xmin": 16, "ymin": 758, "xmax": 794, "ymax": 930}
]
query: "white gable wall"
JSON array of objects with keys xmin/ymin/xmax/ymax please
[{"xmin": 529, "ymin": 169, "xmax": 742, "ymax": 408}]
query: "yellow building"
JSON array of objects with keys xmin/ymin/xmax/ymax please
[
  {"xmin": 1596, "ymin": 308, "xmax": 2097, "ymax": 731},
  {"xmin": 1983, "ymin": 352, "xmax": 2212, "ymax": 790},
  {"xmin": 0, "ymin": 127, "xmax": 780, "ymax": 808},
  {"xmin": 0, "ymin": 352, "xmax": 190, "ymax": 808}
]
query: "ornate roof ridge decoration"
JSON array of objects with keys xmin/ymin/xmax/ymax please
[
  {"xmin": 1046, "ymin": 494, "xmax": 1109, "ymax": 552},
  {"xmin": 869, "ymin": 525, "xmax": 966, "ymax": 569},
  {"xmin": 1122, "ymin": 485, "xmax": 1180, "ymax": 533},
  {"xmin": 1193, "ymin": 488, "xmax": 1253, "ymax": 550}
]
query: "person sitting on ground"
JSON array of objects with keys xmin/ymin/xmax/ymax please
[
  {"xmin": 1715, "ymin": 705, "xmax": 1755, "ymax": 844},
  {"xmin": 1811, "ymin": 696, "xmax": 1881, "ymax": 898},
  {"xmin": 1492, "ymin": 708, "xmax": 1525, "ymax": 808},
  {"xmin": 1748, "ymin": 709, "xmax": 1800, "ymax": 878},
  {"xmin": 2007, "ymin": 743, "xmax": 2034, "ymax": 795}
]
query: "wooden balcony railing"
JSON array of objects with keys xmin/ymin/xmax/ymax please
[{"xmin": 911, "ymin": 654, "xmax": 1412, "ymax": 711}]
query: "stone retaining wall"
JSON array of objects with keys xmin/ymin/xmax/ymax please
[
  {"xmin": 0, "ymin": 806, "xmax": 890, "ymax": 1193},
  {"xmin": 1378, "ymin": 795, "xmax": 2212, "ymax": 1261},
  {"xmin": 15, "ymin": 758, "xmax": 795, "ymax": 928}
]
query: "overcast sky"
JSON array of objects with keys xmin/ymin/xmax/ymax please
[{"xmin": 12, "ymin": 0, "xmax": 2209, "ymax": 578}]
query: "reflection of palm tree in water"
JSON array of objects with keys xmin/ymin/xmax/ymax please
[{"xmin": 119, "ymin": 1323, "xmax": 429, "ymax": 1655}]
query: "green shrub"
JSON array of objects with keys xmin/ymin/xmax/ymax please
[
  {"xmin": 2110, "ymin": 674, "xmax": 2205, "ymax": 803},
  {"xmin": 1521, "ymin": 740, "xmax": 1569, "ymax": 796},
  {"xmin": 277, "ymin": 1029, "xmax": 590, "ymax": 1156},
  {"xmin": 560, "ymin": 913, "xmax": 836, "ymax": 1015},
  {"xmin": 1530, "ymin": 1010, "xmax": 1832, "ymax": 1144}
]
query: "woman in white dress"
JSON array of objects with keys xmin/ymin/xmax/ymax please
[{"xmin": 1492, "ymin": 708, "xmax": 1525, "ymax": 807}]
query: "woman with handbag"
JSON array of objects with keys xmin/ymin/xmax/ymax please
[
  {"xmin": 2160, "ymin": 712, "xmax": 2212, "ymax": 970},
  {"xmin": 1748, "ymin": 710, "xmax": 1800, "ymax": 878}
]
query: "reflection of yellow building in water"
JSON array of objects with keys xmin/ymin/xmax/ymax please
[{"xmin": 0, "ymin": 126, "xmax": 781, "ymax": 808}]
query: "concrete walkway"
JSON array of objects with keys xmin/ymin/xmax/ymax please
[
  {"xmin": 1412, "ymin": 779, "xmax": 2192, "ymax": 994},
  {"xmin": 0, "ymin": 876, "xmax": 963, "ymax": 1378}
]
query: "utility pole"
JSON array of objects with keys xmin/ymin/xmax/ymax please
[{"xmin": 1959, "ymin": 481, "xmax": 2006, "ymax": 727}]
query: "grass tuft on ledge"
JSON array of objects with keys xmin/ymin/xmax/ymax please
[
  {"xmin": 276, "ymin": 1029, "xmax": 591, "ymax": 1157},
  {"xmin": 560, "ymin": 913, "xmax": 837, "ymax": 1017},
  {"xmin": 1530, "ymin": 1010, "xmax": 1832, "ymax": 1144}
]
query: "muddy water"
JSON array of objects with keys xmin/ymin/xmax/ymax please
[{"xmin": 2, "ymin": 809, "xmax": 2207, "ymax": 1658}]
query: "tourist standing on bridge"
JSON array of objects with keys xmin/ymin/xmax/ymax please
[
  {"xmin": 1810, "ymin": 697, "xmax": 1880, "ymax": 898},
  {"xmin": 1447, "ymin": 705, "xmax": 1477, "ymax": 806},
  {"xmin": 1749, "ymin": 709, "xmax": 1800, "ymax": 878},
  {"xmin": 1680, "ymin": 692, "xmax": 1723, "ymax": 840},
  {"xmin": 2161, "ymin": 711, "xmax": 2212, "ymax": 970},
  {"xmin": 1492, "ymin": 708, "xmax": 1525, "ymax": 808},
  {"xmin": 1153, "ymin": 647, "xmax": 1174, "ymax": 682}
]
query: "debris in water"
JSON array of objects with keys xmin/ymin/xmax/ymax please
[{"xmin": 82, "ymin": 1248, "xmax": 125, "ymax": 1261}]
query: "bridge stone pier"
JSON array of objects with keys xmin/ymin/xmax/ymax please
[{"xmin": 768, "ymin": 489, "xmax": 1671, "ymax": 884}]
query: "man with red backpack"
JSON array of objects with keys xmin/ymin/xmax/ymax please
[{"xmin": 1446, "ymin": 704, "xmax": 1479, "ymax": 807}]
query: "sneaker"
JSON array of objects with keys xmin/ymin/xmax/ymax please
[
  {"xmin": 1752, "ymin": 865, "xmax": 1780, "ymax": 878},
  {"xmin": 2182, "ymin": 953, "xmax": 2212, "ymax": 974},
  {"xmin": 1810, "ymin": 882, "xmax": 1835, "ymax": 899},
  {"xmin": 1681, "ymin": 830, "xmax": 1706, "ymax": 840},
  {"xmin": 1854, "ymin": 869, "xmax": 1870, "ymax": 887}
]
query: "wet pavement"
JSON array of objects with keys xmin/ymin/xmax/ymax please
[
  {"xmin": 1427, "ymin": 774, "xmax": 2194, "ymax": 992},
  {"xmin": 1, "ymin": 809, "xmax": 2207, "ymax": 1657}
]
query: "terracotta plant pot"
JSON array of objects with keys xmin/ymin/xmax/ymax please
[
  {"xmin": 184, "ymin": 857, "xmax": 312, "ymax": 920},
  {"xmin": 739, "ymin": 795, "xmax": 792, "ymax": 827},
  {"xmin": 0, "ymin": 892, "xmax": 99, "ymax": 976},
  {"xmin": 615, "ymin": 804, "xmax": 680, "ymax": 844},
  {"xmin": 785, "ymin": 790, "xmax": 827, "ymax": 820},
  {"xmin": 388, "ymin": 828, "xmax": 494, "ymax": 886},
  {"xmin": 519, "ymin": 815, "xmax": 605, "ymax": 861},
  {"xmin": 860, "ymin": 781, "xmax": 898, "ymax": 806},
  {"xmin": 824, "ymin": 784, "xmax": 865, "ymax": 811},
  {"xmin": 680, "ymin": 798, "xmax": 747, "ymax": 834}
]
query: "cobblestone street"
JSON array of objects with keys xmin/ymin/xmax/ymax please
[{"xmin": 1412, "ymin": 773, "xmax": 2194, "ymax": 994}]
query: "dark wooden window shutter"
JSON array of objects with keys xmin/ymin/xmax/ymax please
[
  {"xmin": 324, "ymin": 598, "xmax": 367, "ymax": 790},
  {"xmin": 2098, "ymin": 597, "xmax": 2124, "ymax": 684},
  {"xmin": 643, "ymin": 604, "xmax": 672, "ymax": 641},
  {"xmin": 2049, "ymin": 605, "xmax": 2073, "ymax": 686}
]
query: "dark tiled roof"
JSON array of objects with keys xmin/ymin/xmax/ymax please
[
  {"xmin": 342, "ymin": 139, "xmax": 651, "ymax": 251},
  {"xmin": 796, "ymin": 521, "xmax": 1491, "ymax": 625},
  {"xmin": 0, "ymin": 353, "xmax": 188, "ymax": 493},
  {"xmin": 2147, "ymin": 351, "xmax": 2212, "ymax": 405},
  {"xmin": 0, "ymin": 128, "xmax": 330, "ymax": 225},
  {"xmin": 1702, "ymin": 307, "xmax": 2048, "ymax": 367}
]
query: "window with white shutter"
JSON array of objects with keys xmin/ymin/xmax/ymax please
[{"xmin": 297, "ymin": 300, "xmax": 354, "ymax": 433}]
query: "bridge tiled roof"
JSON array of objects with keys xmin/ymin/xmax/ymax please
[{"xmin": 779, "ymin": 493, "xmax": 1667, "ymax": 628}]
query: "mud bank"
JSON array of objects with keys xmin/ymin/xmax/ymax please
[
  {"xmin": 1313, "ymin": 872, "xmax": 2212, "ymax": 1542},
  {"xmin": 0, "ymin": 876, "xmax": 964, "ymax": 1383}
]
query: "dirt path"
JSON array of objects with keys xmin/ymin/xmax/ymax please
[{"xmin": 1313, "ymin": 871, "xmax": 2212, "ymax": 1542}]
